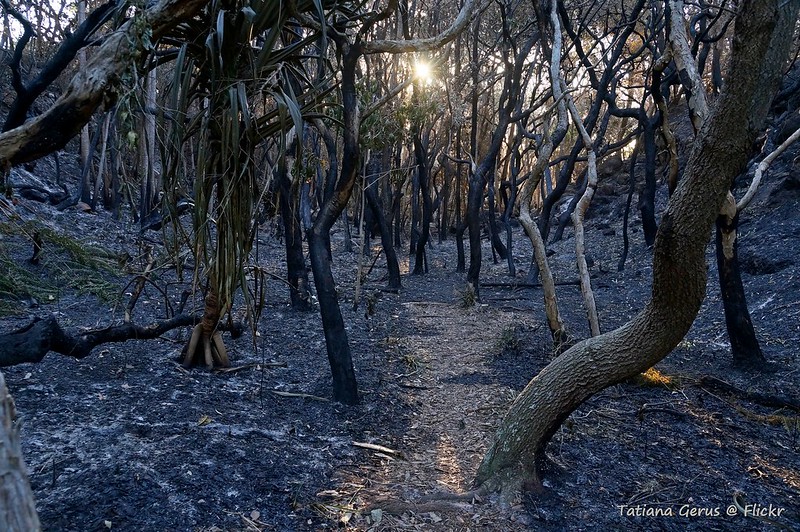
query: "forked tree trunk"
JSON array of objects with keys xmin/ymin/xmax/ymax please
[
  {"xmin": 412, "ymin": 133, "xmax": 432, "ymax": 275},
  {"xmin": 364, "ymin": 169, "xmax": 402, "ymax": 290},
  {"xmin": 475, "ymin": 0, "xmax": 795, "ymax": 499},
  {"xmin": 0, "ymin": 371, "xmax": 41, "ymax": 531},
  {"xmin": 466, "ymin": 29, "xmax": 538, "ymax": 298},
  {"xmin": 563, "ymin": 88, "xmax": 601, "ymax": 337},
  {"xmin": 308, "ymin": 44, "xmax": 360, "ymax": 405},
  {"xmin": 516, "ymin": 5, "xmax": 568, "ymax": 345}
]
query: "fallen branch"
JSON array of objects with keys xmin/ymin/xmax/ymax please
[
  {"xmin": 698, "ymin": 376, "xmax": 800, "ymax": 412},
  {"xmin": 352, "ymin": 441, "xmax": 406, "ymax": 460},
  {"xmin": 271, "ymin": 390, "xmax": 329, "ymax": 402},
  {"xmin": 213, "ymin": 361, "xmax": 286, "ymax": 374},
  {"xmin": 480, "ymin": 280, "xmax": 581, "ymax": 289},
  {"xmin": 0, "ymin": 314, "xmax": 242, "ymax": 367}
]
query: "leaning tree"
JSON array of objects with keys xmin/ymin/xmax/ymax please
[{"xmin": 474, "ymin": 0, "xmax": 798, "ymax": 499}]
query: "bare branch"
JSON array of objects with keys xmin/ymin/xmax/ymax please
[
  {"xmin": 0, "ymin": 0, "xmax": 207, "ymax": 166},
  {"xmin": 737, "ymin": 122, "xmax": 800, "ymax": 211},
  {"xmin": 361, "ymin": 0, "xmax": 485, "ymax": 54}
]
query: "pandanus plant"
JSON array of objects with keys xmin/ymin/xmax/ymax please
[{"xmin": 155, "ymin": 0, "xmax": 331, "ymax": 367}]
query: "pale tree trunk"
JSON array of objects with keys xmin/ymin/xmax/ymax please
[
  {"xmin": 563, "ymin": 81, "xmax": 601, "ymax": 336},
  {"xmin": 553, "ymin": 0, "xmax": 601, "ymax": 335},
  {"xmin": 475, "ymin": 0, "xmax": 797, "ymax": 500},
  {"xmin": 519, "ymin": 188, "xmax": 565, "ymax": 345},
  {"xmin": 78, "ymin": 0, "xmax": 90, "ymax": 172},
  {"xmin": 0, "ymin": 371, "xmax": 41, "ymax": 531},
  {"xmin": 516, "ymin": 3, "xmax": 570, "ymax": 345},
  {"xmin": 668, "ymin": 0, "xmax": 710, "ymax": 132},
  {"xmin": 517, "ymin": 129, "xmax": 566, "ymax": 345}
]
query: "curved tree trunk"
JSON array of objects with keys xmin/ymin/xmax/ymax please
[
  {"xmin": 517, "ymin": 5, "xmax": 569, "ymax": 345},
  {"xmin": 0, "ymin": 372, "xmax": 41, "ymax": 531},
  {"xmin": 475, "ymin": 0, "xmax": 794, "ymax": 499}
]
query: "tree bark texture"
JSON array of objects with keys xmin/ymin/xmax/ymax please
[
  {"xmin": 0, "ymin": 0, "xmax": 207, "ymax": 165},
  {"xmin": 475, "ymin": 0, "xmax": 795, "ymax": 499},
  {"xmin": 0, "ymin": 371, "xmax": 41, "ymax": 531}
]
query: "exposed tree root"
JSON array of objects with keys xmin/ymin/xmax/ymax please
[{"xmin": 181, "ymin": 324, "xmax": 231, "ymax": 369}]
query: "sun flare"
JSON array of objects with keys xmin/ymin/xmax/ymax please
[{"xmin": 415, "ymin": 61, "xmax": 433, "ymax": 83}]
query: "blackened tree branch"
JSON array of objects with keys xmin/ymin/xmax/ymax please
[
  {"xmin": 3, "ymin": 1, "xmax": 120, "ymax": 132},
  {"xmin": 0, "ymin": 313, "xmax": 243, "ymax": 367},
  {"xmin": 0, "ymin": 0, "xmax": 35, "ymax": 96}
]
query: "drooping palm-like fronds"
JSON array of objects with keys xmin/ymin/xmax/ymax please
[{"xmin": 157, "ymin": 0, "xmax": 333, "ymax": 366}]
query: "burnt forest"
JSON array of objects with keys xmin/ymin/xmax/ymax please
[{"xmin": 0, "ymin": 0, "xmax": 798, "ymax": 530}]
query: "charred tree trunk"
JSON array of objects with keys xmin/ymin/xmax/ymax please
[
  {"xmin": 365, "ymin": 174, "xmax": 402, "ymax": 290},
  {"xmin": 487, "ymin": 168, "xmax": 507, "ymax": 261},
  {"xmin": 412, "ymin": 133, "xmax": 432, "ymax": 275},
  {"xmin": 455, "ymin": 219, "xmax": 467, "ymax": 273},
  {"xmin": 308, "ymin": 43, "xmax": 361, "ymax": 405},
  {"xmin": 715, "ymin": 206, "xmax": 765, "ymax": 367},
  {"xmin": 618, "ymin": 142, "xmax": 640, "ymax": 271},
  {"xmin": 465, "ymin": 172, "xmax": 484, "ymax": 293},
  {"xmin": 278, "ymin": 159, "xmax": 312, "ymax": 311},
  {"xmin": 639, "ymin": 121, "xmax": 659, "ymax": 247},
  {"xmin": 466, "ymin": 26, "xmax": 537, "ymax": 297},
  {"xmin": 409, "ymin": 156, "xmax": 421, "ymax": 255}
]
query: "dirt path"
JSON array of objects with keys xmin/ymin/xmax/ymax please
[{"xmin": 320, "ymin": 261, "xmax": 558, "ymax": 530}]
